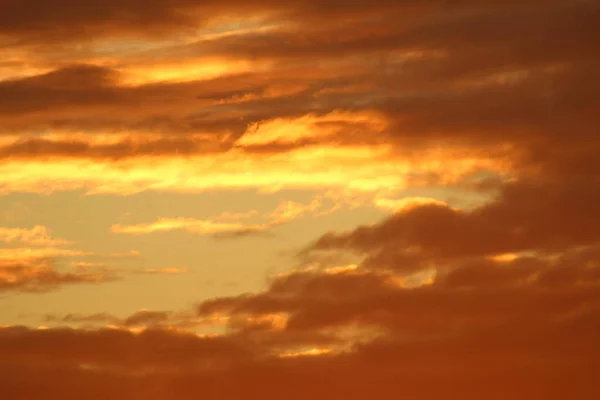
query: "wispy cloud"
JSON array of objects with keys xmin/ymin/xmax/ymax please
[
  {"xmin": 111, "ymin": 197, "xmax": 328, "ymax": 238},
  {"xmin": 0, "ymin": 225, "xmax": 71, "ymax": 246},
  {"xmin": 140, "ymin": 268, "xmax": 188, "ymax": 275},
  {"xmin": 112, "ymin": 218, "xmax": 270, "ymax": 236}
]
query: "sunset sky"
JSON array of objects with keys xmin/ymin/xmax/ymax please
[{"xmin": 1, "ymin": 0, "xmax": 599, "ymax": 398}]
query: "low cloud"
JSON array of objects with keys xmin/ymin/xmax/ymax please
[
  {"xmin": 0, "ymin": 225, "xmax": 71, "ymax": 246},
  {"xmin": 0, "ymin": 258, "xmax": 117, "ymax": 293}
]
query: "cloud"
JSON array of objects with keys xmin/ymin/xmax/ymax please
[
  {"xmin": 0, "ymin": 244, "xmax": 146, "ymax": 293},
  {"xmin": 0, "ymin": 142, "xmax": 500, "ymax": 195},
  {"xmin": 1, "ymin": 1, "xmax": 600, "ymax": 398},
  {"xmin": 0, "ymin": 325, "xmax": 250, "ymax": 370},
  {"xmin": 2, "ymin": 245, "xmax": 599, "ymax": 397},
  {"xmin": 0, "ymin": 247, "xmax": 90, "ymax": 261},
  {"xmin": 112, "ymin": 197, "xmax": 332, "ymax": 238},
  {"xmin": 111, "ymin": 218, "xmax": 269, "ymax": 236},
  {"xmin": 44, "ymin": 313, "xmax": 120, "ymax": 325},
  {"xmin": 141, "ymin": 268, "xmax": 188, "ymax": 275},
  {"xmin": 43, "ymin": 309, "xmax": 211, "ymax": 331},
  {"xmin": 373, "ymin": 196, "xmax": 450, "ymax": 213},
  {"xmin": 0, "ymin": 225, "xmax": 71, "ymax": 246},
  {"xmin": 234, "ymin": 111, "xmax": 387, "ymax": 147},
  {"xmin": 0, "ymin": 258, "xmax": 116, "ymax": 293},
  {"xmin": 309, "ymin": 178, "xmax": 600, "ymax": 264},
  {"xmin": 121, "ymin": 310, "xmax": 171, "ymax": 327},
  {"xmin": 0, "ymin": 0, "xmax": 581, "ymax": 46},
  {"xmin": 0, "ymin": 2, "xmax": 593, "ymax": 178},
  {"xmin": 0, "ymin": 246, "xmax": 141, "ymax": 264},
  {"xmin": 194, "ymin": 246, "xmax": 600, "ymax": 369}
]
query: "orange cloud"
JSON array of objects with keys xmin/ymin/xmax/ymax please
[
  {"xmin": 1, "ymin": 1, "xmax": 599, "ymax": 398},
  {"xmin": 235, "ymin": 110, "xmax": 387, "ymax": 147},
  {"xmin": 43, "ymin": 309, "xmax": 221, "ymax": 332},
  {"xmin": 373, "ymin": 196, "xmax": 450, "ymax": 213},
  {"xmin": 0, "ymin": 141, "xmax": 504, "ymax": 195},
  {"xmin": 278, "ymin": 347, "xmax": 333, "ymax": 358},
  {"xmin": 0, "ymin": 258, "xmax": 116, "ymax": 292},
  {"xmin": 118, "ymin": 58, "xmax": 261, "ymax": 86},
  {"xmin": 0, "ymin": 225, "xmax": 71, "ymax": 246},
  {"xmin": 141, "ymin": 268, "xmax": 188, "ymax": 275},
  {"xmin": 310, "ymin": 179, "xmax": 600, "ymax": 264},
  {"xmin": 111, "ymin": 218, "xmax": 269, "ymax": 236},
  {"xmin": 0, "ymin": 247, "xmax": 90, "ymax": 261},
  {"xmin": 2, "ymin": 243, "xmax": 598, "ymax": 397}
]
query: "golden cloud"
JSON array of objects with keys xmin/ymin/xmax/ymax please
[{"xmin": 0, "ymin": 225, "xmax": 71, "ymax": 246}]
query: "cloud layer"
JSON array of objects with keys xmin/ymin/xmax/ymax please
[{"xmin": 1, "ymin": 0, "xmax": 598, "ymax": 398}]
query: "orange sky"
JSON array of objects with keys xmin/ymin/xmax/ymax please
[{"xmin": 1, "ymin": 1, "xmax": 599, "ymax": 398}]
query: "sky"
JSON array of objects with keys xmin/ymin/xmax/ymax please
[{"xmin": 0, "ymin": 0, "xmax": 599, "ymax": 398}]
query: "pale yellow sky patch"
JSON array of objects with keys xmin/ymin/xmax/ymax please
[
  {"xmin": 142, "ymin": 268, "xmax": 188, "ymax": 275},
  {"xmin": 213, "ymin": 209, "xmax": 259, "ymax": 220},
  {"xmin": 267, "ymin": 198, "xmax": 322, "ymax": 224},
  {"xmin": 71, "ymin": 262, "xmax": 110, "ymax": 269}
]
